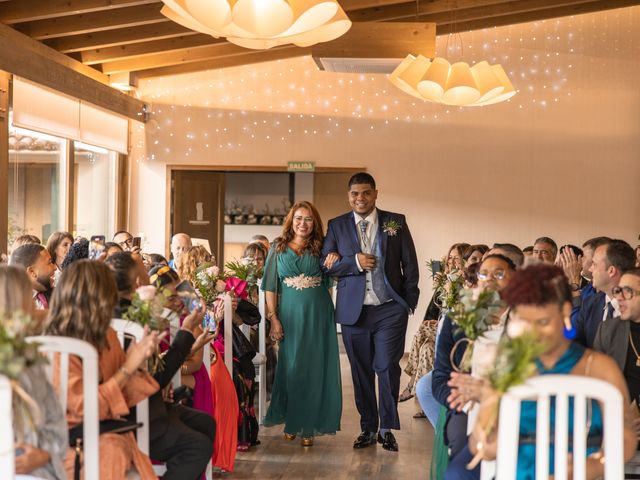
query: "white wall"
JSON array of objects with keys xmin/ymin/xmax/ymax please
[{"xmin": 129, "ymin": 7, "xmax": 640, "ymax": 346}]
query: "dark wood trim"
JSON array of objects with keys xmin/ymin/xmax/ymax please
[
  {"xmin": 65, "ymin": 139, "xmax": 75, "ymax": 233},
  {"xmin": 116, "ymin": 152, "xmax": 129, "ymax": 232},
  {"xmin": 166, "ymin": 165, "xmax": 366, "ymax": 173},
  {"xmin": 0, "ymin": 71, "xmax": 9, "ymax": 255},
  {"xmin": 0, "ymin": 22, "xmax": 147, "ymax": 121}
]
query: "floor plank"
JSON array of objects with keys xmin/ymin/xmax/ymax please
[{"xmin": 218, "ymin": 352, "xmax": 434, "ymax": 478}]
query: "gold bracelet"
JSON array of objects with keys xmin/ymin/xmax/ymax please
[{"xmin": 181, "ymin": 364, "xmax": 189, "ymax": 375}]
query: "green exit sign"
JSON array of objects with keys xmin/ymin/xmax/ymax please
[{"xmin": 287, "ymin": 161, "xmax": 315, "ymax": 172}]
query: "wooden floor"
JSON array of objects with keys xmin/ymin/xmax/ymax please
[{"xmin": 220, "ymin": 352, "xmax": 434, "ymax": 479}]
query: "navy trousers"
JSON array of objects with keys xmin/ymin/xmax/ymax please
[{"xmin": 341, "ymin": 301, "xmax": 409, "ymax": 432}]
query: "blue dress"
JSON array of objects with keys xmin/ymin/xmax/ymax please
[{"xmin": 516, "ymin": 342, "xmax": 603, "ymax": 478}]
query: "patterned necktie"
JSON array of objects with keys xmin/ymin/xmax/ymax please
[
  {"xmin": 605, "ymin": 301, "xmax": 615, "ymax": 321},
  {"xmin": 359, "ymin": 219, "xmax": 370, "ymax": 253}
]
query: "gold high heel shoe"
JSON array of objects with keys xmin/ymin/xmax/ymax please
[
  {"xmin": 301, "ymin": 437, "xmax": 314, "ymax": 447},
  {"xmin": 284, "ymin": 433, "xmax": 297, "ymax": 441}
]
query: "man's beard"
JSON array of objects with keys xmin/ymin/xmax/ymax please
[{"xmin": 37, "ymin": 273, "xmax": 52, "ymax": 291}]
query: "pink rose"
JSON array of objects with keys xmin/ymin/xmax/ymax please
[{"xmin": 136, "ymin": 285, "xmax": 157, "ymax": 301}]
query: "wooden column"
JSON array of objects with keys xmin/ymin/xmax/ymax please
[{"xmin": 0, "ymin": 71, "xmax": 9, "ymax": 256}]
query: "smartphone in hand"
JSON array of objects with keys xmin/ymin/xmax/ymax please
[
  {"xmin": 89, "ymin": 235, "xmax": 106, "ymax": 260},
  {"xmin": 430, "ymin": 260, "xmax": 442, "ymax": 278},
  {"xmin": 132, "ymin": 236, "xmax": 141, "ymax": 249}
]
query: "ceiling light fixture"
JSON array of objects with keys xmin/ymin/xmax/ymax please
[{"xmin": 160, "ymin": 0, "xmax": 352, "ymax": 50}]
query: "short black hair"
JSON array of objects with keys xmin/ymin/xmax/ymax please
[
  {"xmin": 523, "ymin": 246, "xmax": 534, "ymax": 253},
  {"xmin": 604, "ymin": 239, "xmax": 636, "ymax": 273},
  {"xmin": 112, "ymin": 230, "xmax": 131, "ymax": 241},
  {"xmin": 61, "ymin": 238, "xmax": 89, "ymax": 269},
  {"xmin": 582, "ymin": 236, "xmax": 612, "ymax": 251},
  {"xmin": 623, "ymin": 267, "xmax": 640, "ymax": 280},
  {"xmin": 105, "ymin": 242, "xmax": 123, "ymax": 252},
  {"xmin": 10, "ymin": 244, "xmax": 45, "ymax": 269},
  {"xmin": 481, "ymin": 253, "xmax": 517, "ymax": 271},
  {"xmin": 105, "ymin": 252, "xmax": 137, "ymax": 293},
  {"xmin": 348, "ymin": 172, "xmax": 376, "ymax": 190}
]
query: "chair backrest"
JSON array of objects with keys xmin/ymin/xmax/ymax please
[
  {"xmin": 27, "ymin": 336, "xmax": 100, "ymax": 480},
  {"xmin": 495, "ymin": 374, "xmax": 624, "ymax": 480},
  {"xmin": 0, "ymin": 375, "xmax": 14, "ymax": 479},
  {"xmin": 110, "ymin": 319, "xmax": 151, "ymax": 456}
]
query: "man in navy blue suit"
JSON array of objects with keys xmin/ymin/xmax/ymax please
[{"xmin": 321, "ymin": 172, "xmax": 419, "ymax": 452}]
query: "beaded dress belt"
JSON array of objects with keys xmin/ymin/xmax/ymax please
[{"xmin": 283, "ymin": 274, "xmax": 322, "ymax": 290}]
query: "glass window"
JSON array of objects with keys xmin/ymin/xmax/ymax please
[
  {"xmin": 73, "ymin": 142, "xmax": 117, "ymax": 240},
  {"xmin": 8, "ymin": 126, "xmax": 67, "ymax": 250}
]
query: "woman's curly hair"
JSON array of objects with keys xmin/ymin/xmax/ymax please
[{"xmin": 501, "ymin": 264, "xmax": 571, "ymax": 308}]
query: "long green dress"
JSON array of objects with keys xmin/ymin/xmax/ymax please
[{"xmin": 261, "ymin": 245, "xmax": 342, "ymax": 437}]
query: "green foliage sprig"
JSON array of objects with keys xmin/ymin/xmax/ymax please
[
  {"xmin": 488, "ymin": 330, "xmax": 546, "ymax": 394},
  {"xmin": 0, "ymin": 311, "xmax": 46, "ymax": 380},
  {"xmin": 449, "ymin": 288, "xmax": 503, "ymax": 340}
]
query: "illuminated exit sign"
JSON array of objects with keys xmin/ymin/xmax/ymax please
[{"xmin": 287, "ymin": 161, "xmax": 315, "ymax": 172}]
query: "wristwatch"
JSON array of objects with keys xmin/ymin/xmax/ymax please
[{"xmin": 570, "ymin": 282, "xmax": 581, "ymax": 292}]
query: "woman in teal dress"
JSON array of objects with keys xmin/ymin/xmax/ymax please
[
  {"xmin": 261, "ymin": 200, "xmax": 342, "ymax": 446},
  {"xmin": 466, "ymin": 264, "xmax": 637, "ymax": 479}
]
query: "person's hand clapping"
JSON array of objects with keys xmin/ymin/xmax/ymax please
[{"xmin": 560, "ymin": 248, "xmax": 582, "ymax": 286}]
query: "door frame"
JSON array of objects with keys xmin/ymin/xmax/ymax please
[{"xmin": 165, "ymin": 164, "xmax": 364, "ymax": 259}]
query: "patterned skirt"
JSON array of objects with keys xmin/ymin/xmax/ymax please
[{"xmin": 404, "ymin": 319, "xmax": 438, "ymax": 389}]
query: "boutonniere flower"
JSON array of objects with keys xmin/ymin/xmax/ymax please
[{"xmin": 382, "ymin": 219, "xmax": 402, "ymax": 236}]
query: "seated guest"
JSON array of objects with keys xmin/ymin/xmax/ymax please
[
  {"xmin": 10, "ymin": 244, "xmax": 57, "ymax": 311},
  {"xmin": 250, "ymin": 234, "xmax": 270, "ymax": 253},
  {"xmin": 532, "ymin": 236, "xmax": 558, "ymax": 263},
  {"xmin": 169, "ymin": 233, "xmax": 192, "ymax": 270},
  {"xmin": 0, "ymin": 265, "xmax": 68, "ymax": 480},
  {"xmin": 104, "ymin": 241, "xmax": 124, "ymax": 258},
  {"xmin": 45, "ymin": 260, "xmax": 162, "ymax": 479},
  {"xmin": 576, "ymin": 239, "xmax": 636, "ymax": 347},
  {"xmin": 243, "ymin": 241, "xmax": 267, "ymax": 272},
  {"xmin": 107, "ymin": 256, "xmax": 216, "ymax": 480},
  {"xmin": 177, "ymin": 245, "xmax": 213, "ymax": 284},
  {"xmin": 149, "ymin": 264, "xmax": 214, "ymax": 416},
  {"xmin": 400, "ymin": 243, "xmax": 469, "ymax": 408},
  {"xmin": 11, "ymin": 234, "xmax": 41, "ymax": 253},
  {"xmin": 46, "ymin": 231, "xmax": 73, "ymax": 270},
  {"xmin": 463, "ymin": 244, "xmax": 489, "ymax": 267},
  {"xmin": 113, "ymin": 230, "xmax": 140, "ymax": 254},
  {"xmin": 595, "ymin": 268, "xmax": 640, "ymax": 404},
  {"xmin": 468, "ymin": 264, "xmax": 637, "ymax": 478},
  {"xmin": 433, "ymin": 254, "xmax": 515, "ymax": 477},
  {"xmin": 105, "ymin": 252, "xmax": 151, "ymax": 317},
  {"xmin": 485, "ymin": 243, "xmax": 525, "ymax": 268},
  {"xmin": 60, "ymin": 238, "xmax": 89, "ymax": 269}
]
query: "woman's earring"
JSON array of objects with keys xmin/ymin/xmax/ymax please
[{"xmin": 563, "ymin": 316, "xmax": 576, "ymax": 340}]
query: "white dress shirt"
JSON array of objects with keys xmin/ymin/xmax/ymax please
[
  {"xmin": 354, "ymin": 209, "xmax": 381, "ymax": 306},
  {"xmin": 603, "ymin": 295, "xmax": 620, "ymax": 322}
]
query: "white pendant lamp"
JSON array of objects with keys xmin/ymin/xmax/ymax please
[
  {"xmin": 389, "ymin": 55, "xmax": 516, "ymax": 107},
  {"xmin": 160, "ymin": 0, "xmax": 351, "ymax": 49}
]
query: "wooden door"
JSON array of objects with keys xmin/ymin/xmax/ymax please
[{"xmin": 171, "ymin": 170, "xmax": 225, "ymax": 263}]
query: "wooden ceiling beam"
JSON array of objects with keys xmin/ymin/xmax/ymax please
[
  {"xmin": 341, "ymin": 0, "xmax": 509, "ymax": 15},
  {"xmin": 134, "ymin": 46, "xmax": 309, "ymax": 78},
  {"xmin": 12, "ymin": 3, "xmax": 166, "ymax": 40},
  {"xmin": 0, "ymin": 22, "xmax": 146, "ymax": 121},
  {"xmin": 80, "ymin": 34, "xmax": 222, "ymax": 65},
  {"xmin": 0, "ymin": 0, "xmax": 160, "ymax": 24},
  {"xmin": 101, "ymin": 42, "xmax": 282, "ymax": 74},
  {"xmin": 42, "ymin": 21, "xmax": 191, "ymax": 53},
  {"xmin": 431, "ymin": 0, "xmax": 640, "ymax": 33}
]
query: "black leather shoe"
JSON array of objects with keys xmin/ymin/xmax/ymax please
[
  {"xmin": 353, "ymin": 431, "xmax": 377, "ymax": 449},
  {"xmin": 377, "ymin": 432, "xmax": 399, "ymax": 452}
]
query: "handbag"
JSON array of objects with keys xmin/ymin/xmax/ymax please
[
  {"xmin": 68, "ymin": 419, "xmax": 142, "ymax": 480},
  {"xmin": 236, "ymin": 299, "xmax": 261, "ymax": 326}
]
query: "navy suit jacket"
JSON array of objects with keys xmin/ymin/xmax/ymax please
[
  {"xmin": 575, "ymin": 290, "xmax": 606, "ymax": 348},
  {"xmin": 321, "ymin": 209, "xmax": 420, "ymax": 325}
]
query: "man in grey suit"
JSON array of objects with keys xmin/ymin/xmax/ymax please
[{"xmin": 594, "ymin": 268, "xmax": 640, "ymax": 404}]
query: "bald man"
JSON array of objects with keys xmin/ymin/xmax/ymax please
[{"xmin": 169, "ymin": 233, "xmax": 192, "ymax": 270}]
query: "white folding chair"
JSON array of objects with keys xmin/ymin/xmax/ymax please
[
  {"xmin": 27, "ymin": 336, "xmax": 100, "ymax": 480},
  {"xmin": 495, "ymin": 374, "xmax": 624, "ymax": 480},
  {"xmin": 0, "ymin": 374, "xmax": 14, "ymax": 479},
  {"xmin": 110, "ymin": 319, "xmax": 151, "ymax": 456}
]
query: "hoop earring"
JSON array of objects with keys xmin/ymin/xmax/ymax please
[{"xmin": 563, "ymin": 316, "xmax": 576, "ymax": 340}]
